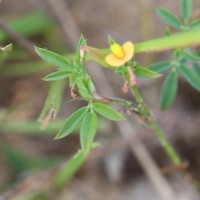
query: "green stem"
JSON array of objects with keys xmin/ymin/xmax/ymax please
[
  {"xmin": 130, "ymin": 86, "xmax": 181, "ymax": 165},
  {"xmin": 54, "ymin": 149, "xmax": 89, "ymax": 189},
  {"xmin": 38, "ymin": 80, "xmax": 66, "ymax": 127},
  {"xmin": 0, "ymin": 120, "xmax": 64, "ymax": 134},
  {"xmin": 148, "ymin": 120, "xmax": 181, "ymax": 165}
]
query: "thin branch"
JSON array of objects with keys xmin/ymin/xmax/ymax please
[
  {"xmin": 0, "ymin": 22, "xmax": 37, "ymax": 57},
  {"xmin": 45, "ymin": 0, "xmax": 80, "ymax": 49}
]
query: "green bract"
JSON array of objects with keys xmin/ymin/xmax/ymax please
[
  {"xmin": 134, "ymin": 66, "xmax": 161, "ymax": 78},
  {"xmin": 74, "ymin": 34, "xmax": 87, "ymax": 67}
]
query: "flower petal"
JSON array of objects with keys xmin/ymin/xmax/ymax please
[
  {"xmin": 105, "ymin": 54, "xmax": 126, "ymax": 67},
  {"xmin": 110, "ymin": 43, "xmax": 124, "ymax": 58},
  {"xmin": 122, "ymin": 42, "xmax": 134, "ymax": 62}
]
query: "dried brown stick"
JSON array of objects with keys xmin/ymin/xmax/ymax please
[
  {"xmin": 0, "ymin": 22, "xmax": 37, "ymax": 57},
  {"xmin": 45, "ymin": 0, "xmax": 80, "ymax": 49}
]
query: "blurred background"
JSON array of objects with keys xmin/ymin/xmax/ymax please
[{"xmin": 0, "ymin": 0, "xmax": 200, "ymax": 199}]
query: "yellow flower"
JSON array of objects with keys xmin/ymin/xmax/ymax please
[{"xmin": 105, "ymin": 42, "xmax": 134, "ymax": 67}]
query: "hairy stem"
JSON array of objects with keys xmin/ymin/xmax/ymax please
[{"xmin": 130, "ymin": 86, "xmax": 181, "ymax": 165}]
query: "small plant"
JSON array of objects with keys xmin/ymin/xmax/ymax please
[{"xmin": 35, "ymin": 0, "xmax": 200, "ymax": 188}]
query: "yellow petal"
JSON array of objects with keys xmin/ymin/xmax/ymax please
[
  {"xmin": 105, "ymin": 54, "xmax": 126, "ymax": 67},
  {"xmin": 110, "ymin": 43, "xmax": 124, "ymax": 58},
  {"xmin": 122, "ymin": 42, "xmax": 134, "ymax": 62}
]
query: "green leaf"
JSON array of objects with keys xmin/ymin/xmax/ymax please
[
  {"xmin": 134, "ymin": 66, "xmax": 161, "ymax": 78},
  {"xmin": 180, "ymin": 0, "xmax": 192, "ymax": 22},
  {"xmin": 156, "ymin": 8, "xmax": 182, "ymax": 29},
  {"xmin": 189, "ymin": 19, "xmax": 200, "ymax": 30},
  {"xmin": 160, "ymin": 70, "xmax": 178, "ymax": 110},
  {"xmin": 87, "ymin": 77, "xmax": 96, "ymax": 93},
  {"xmin": 193, "ymin": 63, "xmax": 200, "ymax": 77},
  {"xmin": 148, "ymin": 61, "xmax": 172, "ymax": 73},
  {"xmin": 92, "ymin": 103, "xmax": 125, "ymax": 121},
  {"xmin": 76, "ymin": 78, "xmax": 92, "ymax": 99},
  {"xmin": 181, "ymin": 50, "xmax": 200, "ymax": 61},
  {"xmin": 0, "ymin": 12, "xmax": 53, "ymax": 42},
  {"xmin": 179, "ymin": 65, "xmax": 200, "ymax": 91},
  {"xmin": 69, "ymin": 71, "xmax": 83, "ymax": 86},
  {"xmin": 55, "ymin": 149, "xmax": 87, "ymax": 188},
  {"xmin": 55, "ymin": 106, "xmax": 88, "ymax": 139},
  {"xmin": 43, "ymin": 70, "xmax": 71, "ymax": 81},
  {"xmin": 35, "ymin": 47, "xmax": 73, "ymax": 70},
  {"xmin": 80, "ymin": 112, "xmax": 97, "ymax": 151},
  {"xmin": 3, "ymin": 146, "xmax": 59, "ymax": 173}
]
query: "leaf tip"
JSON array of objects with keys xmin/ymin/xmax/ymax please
[{"xmin": 53, "ymin": 135, "xmax": 61, "ymax": 140}]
